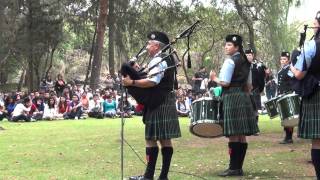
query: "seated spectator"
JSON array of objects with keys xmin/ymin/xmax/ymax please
[
  {"xmin": 30, "ymin": 97, "xmax": 44, "ymax": 120},
  {"xmin": 71, "ymin": 84, "xmax": 81, "ymax": 98},
  {"xmin": 103, "ymin": 94, "xmax": 117, "ymax": 118},
  {"xmin": 5, "ymin": 96, "xmax": 16, "ymax": 119},
  {"xmin": 57, "ymin": 96, "xmax": 68, "ymax": 119},
  {"xmin": 15, "ymin": 93, "xmax": 22, "ymax": 103},
  {"xmin": 105, "ymin": 74, "xmax": 114, "ymax": 89},
  {"xmin": 62, "ymin": 87, "xmax": 71, "ymax": 100},
  {"xmin": 0, "ymin": 100, "xmax": 6, "ymax": 121},
  {"xmin": 88, "ymin": 94, "xmax": 103, "ymax": 119},
  {"xmin": 176, "ymin": 96, "xmax": 190, "ymax": 117},
  {"xmin": 117, "ymin": 97, "xmax": 133, "ymax": 118},
  {"xmin": 43, "ymin": 97, "xmax": 58, "ymax": 120},
  {"xmin": 49, "ymin": 91, "xmax": 58, "ymax": 103},
  {"xmin": 46, "ymin": 75, "xmax": 54, "ymax": 91},
  {"xmin": 43, "ymin": 92, "xmax": 50, "ymax": 104},
  {"xmin": 29, "ymin": 92, "xmax": 35, "ymax": 102},
  {"xmin": 80, "ymin": 92, "xmax": 89, "ymax": 112},
  {"xmin": 86, "ymin": 88, "xmax": 93, "ymax": 100},
  {"xmin": 11, "ymin": 97, "xmax": 32, "ymax": 122},
  {"xmin": 39, "ymin": 78, "xmax": 47, "ymax": 92},
  {"xmin": 55, "ymin": 74, "xmax": 66, "ymax": 97},
  {"xmin": 64, "ymin": 94, "xmax": 83, "ymax": 120},
  {"xmin": 20, "ymin": 91, "xmax": 27, "ymax": 98}
]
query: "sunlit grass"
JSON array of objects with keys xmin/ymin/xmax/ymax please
[{"xmin": 0, "ymin": 115, "xmax": 315, "ymax": 179}]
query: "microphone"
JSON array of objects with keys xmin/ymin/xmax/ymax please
[
  {"xmin": 129, "ymin": 49, "xmax": 147, "ymax": 62},
  {"xmin": 176, "ymin": 20, "xmax": 201, "ymax": 39},
  {"xmin": 299, "ymin": 25, "xmax": 308, "ymax": 48}
]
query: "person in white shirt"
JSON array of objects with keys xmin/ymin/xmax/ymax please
[
  {"xmin": 43, "ymin": 97, "xmax": 58, "ymax": 120},
  {"xmin": 176, "ymin": 96, "xmax": 190, "ymax": 117},
  {"xmin": 88, "ymin": 94, "xmax": 103, "ymax": 119},
  {"xmin": 11, "ymin": 97, "xmax": 32, "ymax": 122}
]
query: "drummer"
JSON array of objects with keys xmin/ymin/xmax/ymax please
[
  {"xmin": 290, "ymin": 11, "xmax": 320, "ymax": 179},
  {"xmin": 277, "ymin": 51, "xmax": 294, "ymax": 144},
  {"xmin": 212, "ymin": 34, "xmax": 259, "ymax": 177}
]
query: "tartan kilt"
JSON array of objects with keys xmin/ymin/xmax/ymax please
[
  {"xmin": 222, "ymin": 87, "xmax": 259, "ymax": 136},
  {"xmin": 144, "ymin": 92, "xmax": 181, "ymax": 140},
  {"xmin": 298, "ymin": 89, "xmax": 320, "ymax": 139}
]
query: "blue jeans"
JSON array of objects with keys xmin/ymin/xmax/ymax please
[{"xmin": 266, "ymin": 88, "xmax": 276, "ymax": 100}]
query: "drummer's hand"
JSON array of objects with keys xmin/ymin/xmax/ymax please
[{"xmin": 122, "ymin": 76, "xmax": 133, "ymax": 87}]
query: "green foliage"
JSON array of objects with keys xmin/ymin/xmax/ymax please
[{"xmin": 0, "ymin": 0, "xmax": 302, "ymax": 86}]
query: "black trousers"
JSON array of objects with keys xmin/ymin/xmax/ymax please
[
  {"xmin": 88, "ymin": 111, "xmax": 104, "ymax": 119},
  {"xmin": 64, "ymin": 107, "xmax": 82, "ymax": 119},
  {"xmin": 11, "ymin": 114, "xmax": 31, "ymax": 122}
]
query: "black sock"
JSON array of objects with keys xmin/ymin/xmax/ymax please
[
  {"xmin": 284, "ymin": 128, "xmax": 289, "ymax": 140},
  {"xmin": 238, "ymin": 143, "xmax": 248, "ymax": 170},
  {"xmin": 228, "ymin": 142, "xmax": 239, "ymax": 170},
  {"xmin": 288, "ymin": 128, "xmax": 293, "ymax": 140},
  {"xmin": 144, "ymin": 147, "xmax": 159, "ymax": 179},
  {"xmin": 159, "ymin": 147, "xmax": 173, "ymax": 179},
  {"xmin": 311, "ymin": 149, "xmax": 320, "ymax": 180}
]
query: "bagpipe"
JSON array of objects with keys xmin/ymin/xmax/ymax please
[{"xmin": 120, "ymin": 20, "xmax": 200, "ymax": 108}]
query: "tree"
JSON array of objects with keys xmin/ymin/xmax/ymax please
[
  {"xmin": 90, "ymin": 0, "xmax": 108, "ymax": 90},
  {"xmin": 108, "ymin": 0, "xmax": 115, "ymax": 77}
]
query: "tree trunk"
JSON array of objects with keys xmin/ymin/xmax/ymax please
[
  {"xmin": 90, "ymin": 0, "xmax": 108, "ymax": 89},
  {"xmin": 45, "ymin": 46, "xmax": 56, "ymax": 78},
  {"xmin": 90, "ymin": 0, "xmax": 108, "ymax": 90},
  {"xmin": 115, "ymin": 27, "xmax": 129, "ymax": 69},
  {"xmin": 17, "ymin": 69, "xmax": 26, "ymax": 91},
  {"xmin": 27, "ymin": 0, "xmax": 34, "ymax": 92},
  {"xmin": 43, "ymin": 47, "xmax": 50, "ymax": 76},
  {"xmin": 108, "ymin": 0, "xmax": 115, "ymax": 77},
  {"xmin": 28, "ymin": 59, "xmax": 34, "ymax": 91},
  {"xmin": 233, "ymin": 0, "xmax": 256, "ymax": 52},
  {"xmin": 0, "ymin": 70, "xmax": 8, "ymax": 85},
  {"xmin": 34, "ymin": 60, "xmax": 41, "ymax": 90},
  {"xmin": 84, "ymin": 22, "xmax": 98, "ymax": 91},
  {"xmin": 247, "ymin": 24, "xmax": 256, "ymax": 52}
]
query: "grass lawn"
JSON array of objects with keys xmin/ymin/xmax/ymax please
[{"xmin": 0, "ymin": 115, "xmax": 316, "ymax": 180}]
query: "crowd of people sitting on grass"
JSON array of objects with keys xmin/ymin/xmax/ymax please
[
  {"xmin": 0, "ymin": 73, "xmax": 215, "ymax": 122},
  {"xmin": 0, "ymin": 74, "xmax": 139, "ymax": 122}
]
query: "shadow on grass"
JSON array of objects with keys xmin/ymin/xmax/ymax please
[{"xmin": 201, "ymin": 169, "xmax": 315, "ymax": 180}]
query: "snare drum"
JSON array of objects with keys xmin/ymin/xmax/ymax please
[
  {"xmin": 277, "ymin": 93, "xmax": 300, "ymax": 127},
  {"xmin": 264, "ymin": 96, "xmax": 281, "ymax": 119},
  {"xmin": 190, "ymin": 97, "xmax": 223, "ymax": 138}
]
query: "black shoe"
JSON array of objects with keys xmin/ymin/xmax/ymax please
[
  {"xmin": 218, "ymin": 169, "xmax": 243, "ymax": 177},
  {"xmin": 129, "ymin": 175, "xmax": 153, "ymax": 180},
  {"xmin": 279, "ymin": 139, "xmax": 293, "ymax": 144}
]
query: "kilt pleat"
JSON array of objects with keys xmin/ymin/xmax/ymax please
[
  {"xmin": 144, "ymin": 92, "xmax": 181, "ymax": 140},
  {"xmin": 298, "ymin": 89, "xmax": 320, "ymax": 139},
  {"xmin": 222, "ymin": 87, "xmax": 259, "ymax": 136}
]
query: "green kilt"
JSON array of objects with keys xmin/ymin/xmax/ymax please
[
  {"xmin": 222, "ymin": 87, "xmax": 259, "ymax": 136},
  {"xmin": 144, "ymin": 92, "xmax": 181, "ymax": 140},
  {"xmin": 298, "ymin": 89, "xmax": 320, "ymax": 139}
]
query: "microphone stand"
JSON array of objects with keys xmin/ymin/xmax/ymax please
[{"xmin": 119, "ymin": 73, "xmax": 125, "ymax": 180}]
